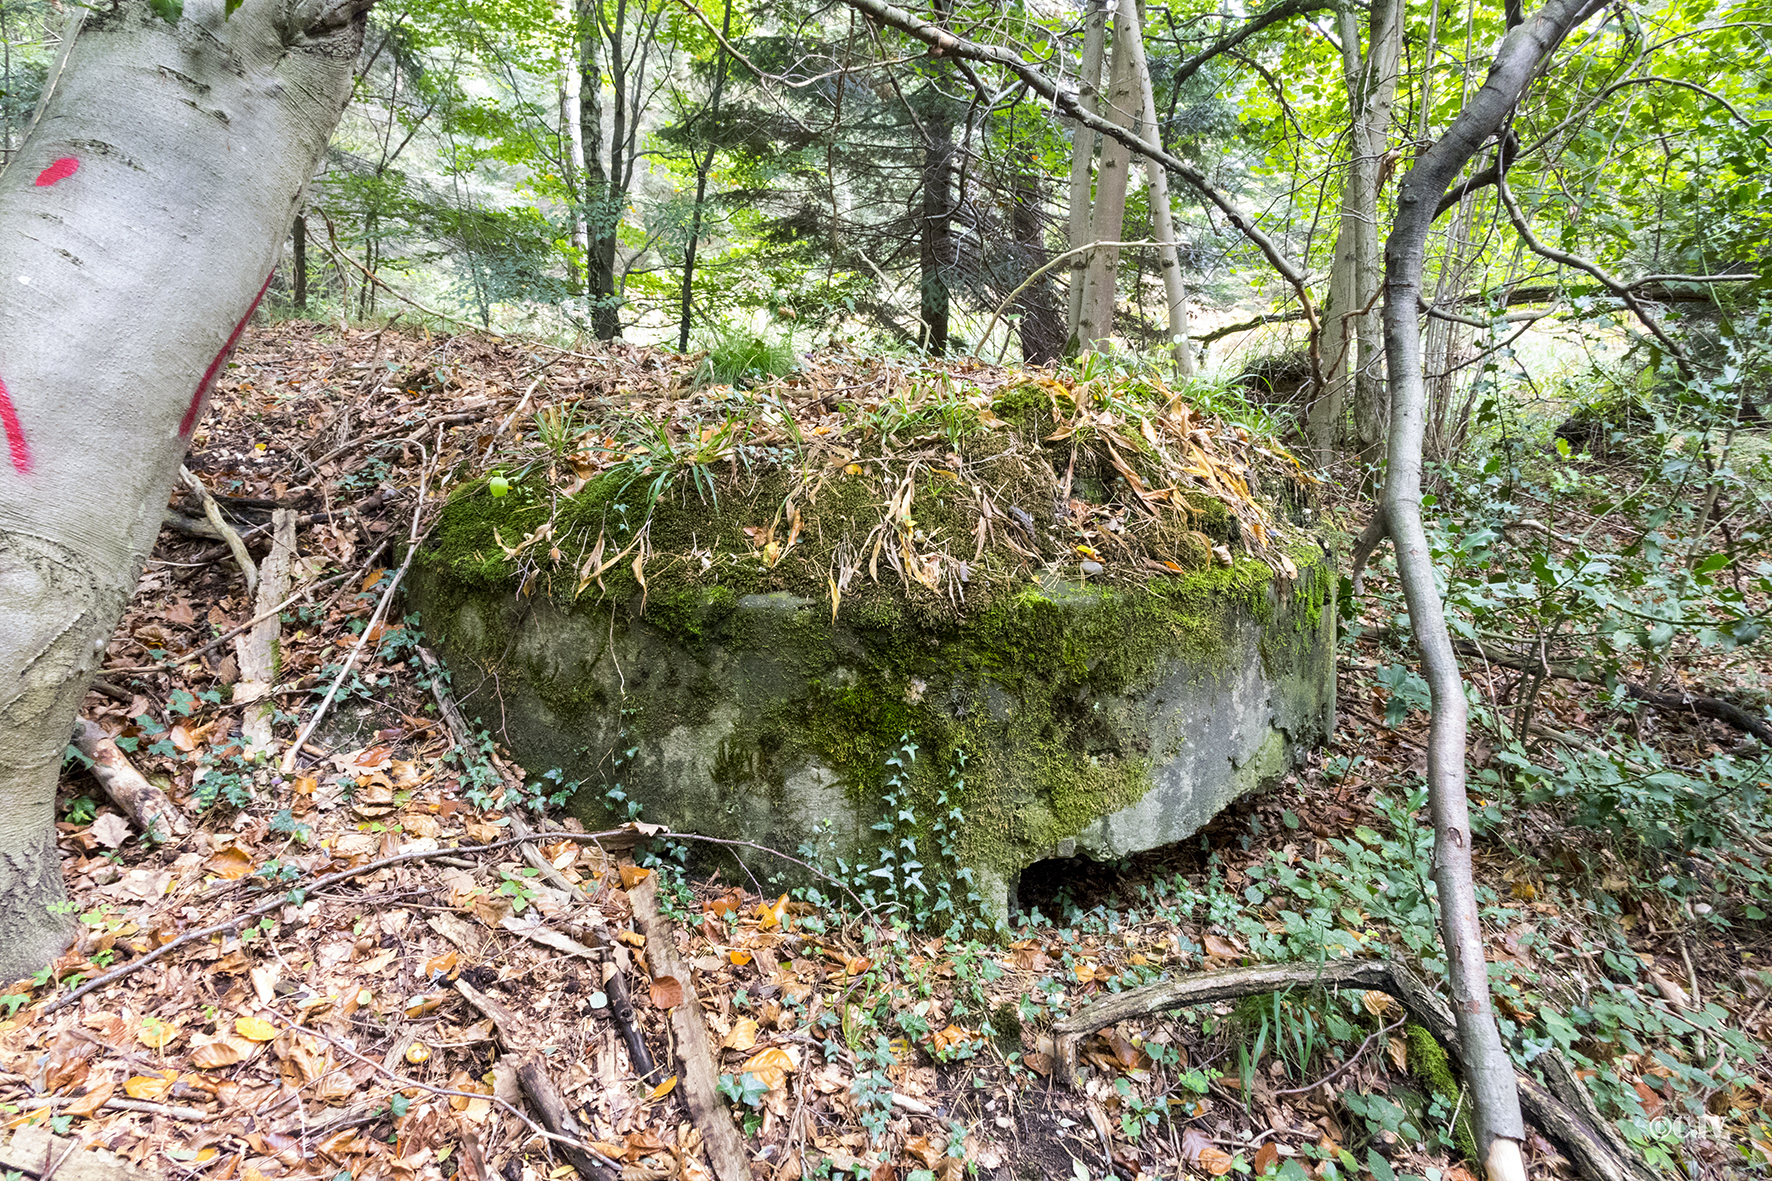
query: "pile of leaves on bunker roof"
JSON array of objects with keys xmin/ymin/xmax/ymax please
[{"xmin": 451, "ymin": 348, "xmax": 1322, "ymax": 613}]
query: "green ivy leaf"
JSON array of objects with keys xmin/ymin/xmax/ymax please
[
  {"xmin": 225, "ymin": 0, "xmax": 244, "ymax": 14},
  {"xmin": 148, "ymin": 0, "xmax": 183, "ymax": 23}
]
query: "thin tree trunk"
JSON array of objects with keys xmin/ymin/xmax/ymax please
[
  {"xmin": 919, "ymin": 120, "xmax": 954, "ymax": 354},
  {"xmin": 917, "ymin": 0, "xmax": 955, "ymax": 355},
  {"xmin": 1063, "ymin": 0, "xmax": 1109, "ymax": 344},
  {"xmin": 1075, "ymin": 5, "xmax": 1138, "ymax": 353},
  {"xmin": 1349, "ymin": 0, "xmax": 1402, "ymax": 461},
  {"xmin": 0, "ymin": 0, "xmax": 368, "ymax": 980},
  {"xmin": 1010, "ymin": 169, "xmax": 1064, "ymax": 364},
  {"xmin": 580, "ymin": 1, "xmax": 621, "ymax": 340},
  {"xmin": 559, "ymin": 0, "xmax": 589, "ymax": 296},
  {"xmin": 293, "ymin": 213, "xmax": 308, "ymax": 311},
  {"xmin": 1123, "ymin": 2, "xmax": 1193, "ymax": 377},
  {"xmin": 678, "ymin": 0, "xmax": 732, "ymax": 351},
  {"xmin": 1379, "ymin": 0, "xmax": 1601, "ymax": 1174}
]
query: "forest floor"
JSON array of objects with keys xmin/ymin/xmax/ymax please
[{"xmin": 5, "ymin": 319, "xmax": 1770, "ymax": 1181}]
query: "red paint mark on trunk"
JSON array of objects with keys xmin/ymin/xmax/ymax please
[
  {"xmin": 34, "ymin": 157, "xmax": 79, "ymax": 186},
  {"xmin": 0, "ymin": 376, "xmax": 30, "ymax": 474},
  {"xmin": 180, "ymin": 271, "xmax": 273, "ymax": 438}
]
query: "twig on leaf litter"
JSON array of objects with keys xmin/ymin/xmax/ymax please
[
  {"xmin": 104, "ymin": 565, "xmax": 365, "ymax": 676},
  {"xmin": 41, "ymin": 828, "xmax": 627, "ymax": 1014},
  {"xmin": 281, "ymin": 437, "xmax": 435, "ymax": 774},
  {"xmin": 285, "ymin": 1014, "xmax": 622, "ymax": 1176}
]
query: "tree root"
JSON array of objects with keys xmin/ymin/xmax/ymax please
[{"xmin": 1052, "ymin": 960, "xmax": 1655, "ymax": 1181}]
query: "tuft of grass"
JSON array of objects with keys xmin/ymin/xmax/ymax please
[{"xmin": 693, "ymin": 322, "xmax": 798, "ymax": 389}]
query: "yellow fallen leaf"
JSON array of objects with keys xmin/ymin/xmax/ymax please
[
  {"xmin": 206, "ymin": 847, "xmax": 253, "ymax": 880},
  {"xmin": 124, "ymin": 1072, "xmax": 177, "ymax": 1100},
  {"xmin": 235, "ymin": 1016, "xmax": 279, "ymax": 1042},
  {"xmin": 738, "ymin": 1046, "xmax": 797, "ymax": 1091},
  {"xmin": 724, "ymin": 1017, "xmax": 760, "ymax": 1053},
  {"xmin": 647, "ymin": 1074, "xmax": 678, "ymax": 1101},
  {"xmin": 728, "ymin": 949, "xmax": 753, "ymax": 967}
]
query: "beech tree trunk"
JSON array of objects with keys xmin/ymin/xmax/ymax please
[
  {"xmin": 1123, "ymin": 3, "xmax": 1193, "ymax": 377},
  {"xmin": 1346, "ymin": 0, "xmax": 1401, "ymax": 462},
  {"xmin": 0, "ymin": 0, "xmax": 369, "ymax": 981},
  {"xmin": 1075, "ymin": 5, "xmax": 1138, "ymax": 353},
  {"xmin": 1063, "ymin": 0, "xmax": 1108, "ymax": 344},
  {"xmin": 559, "ymin": 0, "xmax": 590, "ymax": 297},
  {"xmin": 1380, "ymin": 0, "xmax": 1601, "ymax": 1172}
]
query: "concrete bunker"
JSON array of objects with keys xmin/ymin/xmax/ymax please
[{"xmin": 406, "ymin": 373, "xmax": 1337, "ymax": 918}]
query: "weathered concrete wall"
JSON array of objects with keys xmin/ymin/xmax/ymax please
[{"xmin": 408, "ymin": 548, "xmax": 1336, "ymax": 919}]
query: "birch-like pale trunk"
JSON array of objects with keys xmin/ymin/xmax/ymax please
[
  {"xmin": 1347, "ymin": 0, "xmax": 1401, "ymax": 460},
  {"xmin": 1063, "ymin": 0, "xmax": 1108, "ymax": 343},
  {"xmin": 0, "ymin": 0, "xmax": 369, "ymax": 980},
  {"xmin": 1122, "ymin": 2, "xmax": 1193, "ymax": 377},
  {"xmin": 1381, "ymin": 0, "xmax": 1601, "ymax": 1173},
  {"xmin": 1075, "ymin": 4, "xmax": 1138, "ymax": 353},
  {"xmin": 559, "ymin": 0, "xmax": 590, "ymax": 296}
]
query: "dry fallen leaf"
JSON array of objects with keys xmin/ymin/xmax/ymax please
[
  {"xmin": 738, "ymin": 1046, "xmax": 797, "ymax": 1091},
  {"xmin": 124, "ymin": 1071, "xmax": 178, "ymax": 1101},
  {"xmin": 235, "ymin": 1016, "xmax": 279, "ymax": 1042},
  {"xmin": 65, "ymin": 1074, "xmax": 115, "ymax": 1118},
  {"xmin": 723, "ymin": 1017, "xmax": 760, "ymax": 1052},
  {"xmin": 89, "ymin": 812, "xmax": 132, "ymax": 849},
  {"xmin": 190, "ymin": 1035, "xmax": 258, "ymax": 1069},
  {"xmin": 650, "ymin": 974, "xmax": 684, "ymax": 1010},
  {"xmin": 646, "ymin": 1074, "xmax": 677, "ymax": 1101},
  {"xmin": 1203, "ymin": 933, "xmax": 1240, "ymax": 961},
  {"xmin": 206, "ymin": 847, "xmax": 254, "ymax": 880}
]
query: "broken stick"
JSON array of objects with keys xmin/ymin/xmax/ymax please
[
  {"xmin": 629, "ymin": 873, "xmax": 753, "ymax": 1181},
  {"xmin": 454, "ymin": 978, "xmax": 618, "ymax": 1181},
  {"xmin": 71, "ymin": 718, "xmax": 189, "ymax": 841},
  {"xmin": 236, "ymin": 508, "xmax": 297, "ymax": 753}
]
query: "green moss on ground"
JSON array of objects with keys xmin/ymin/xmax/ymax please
[{"xmin": 1406, "ymin": 1022, "xmax": 1480, "ymax": 1162}]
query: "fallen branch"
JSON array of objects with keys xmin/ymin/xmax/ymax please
[
  {"xmin": 70, "ymin": 719, "xmax": 189, "ymax": 842},
  {"xmin": 236, "ymin": 509, "xmax": 296, "ymax": 754},
  {"xmin": 455, "ymin": 978, "xmax": 618, "ymax": 1181},
  {"xmin": 1051, "ymin": 960, "xmax": 1654, "ymax": 1181},
  {"xmin": 281, "ymin": 450, "xmax": 432, "ymax": 773},
  {"xmin": 181, "ymin": 466, "xmax": 257, "ymax": 594},
  {"xmin": 628, "ymin": 873, "xmax": 753, "ymax": 1181},
  {"xmin": 1452, "ymin": 640, "xmax": 1772, "ymax": 744}
]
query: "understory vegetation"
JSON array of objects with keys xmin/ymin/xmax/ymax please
[{"xmin": 5, "ymin": 0, "xmax": 1772, "ymax": 1171}]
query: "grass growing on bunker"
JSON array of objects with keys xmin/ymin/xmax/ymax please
[{"xmin": 424, "ymin": 355, "xmax": 1322, "ymax": 624}]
